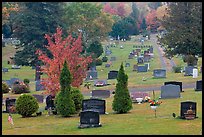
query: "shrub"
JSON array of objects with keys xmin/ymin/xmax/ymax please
[
  {"xmin": 70, "ymin": 87, "xmax": 84, "ymax": 113},
  {"xmin": 2, "ymin": 82, "xmax": 10, "ymax": 93},
  {"xmin": 102, "ymin": 56, "xmax": 108, "ymax": 62},
  {"xmin": 172, "ymin": 66, "xmax": 182, "ymax": 73},
  {"xmin": 12, "ymin": 81, "xmax": 30, "ymax": 94},
  {"xmin": 16, "ymin": 94, "xmax": 39, "ymax": 117},
  {"xmin": 23, "ymin": 78, "xmax": 30, "ymax": 85},
  {"xmin": 112, "ymin": 63, "xmax": 132, "ymax": 113},
  {"xmin": 95, "ymin": 58, "xmax": 103, "ymax": 66},
  {"xmin": 55, "ymin": 60, "xmax": 75, "ymax": 117}
]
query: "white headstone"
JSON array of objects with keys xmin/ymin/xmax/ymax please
[{"xmin": 193, "ymin": 68, "xmax": 198, "ymax": 78}]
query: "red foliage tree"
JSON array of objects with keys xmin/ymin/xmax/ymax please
[
  {"xmin": 36, "ymin": 27, "xmax": 93, "ymax": 95},
  {"xmin": 103, "ymin": 3, "xmax": 117, "ymax": 15},
  {"xmin": 145, "ymin": 9, "xmax": 160, "ymax": 32},
  {"xmin": 116, "ymin": 2, "xmax": 126, "ymax": 17}
]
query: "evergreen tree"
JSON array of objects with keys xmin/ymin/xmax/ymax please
[
  {"xmin": 112, "ymin": 63, "xmax": 132, "ymax": 114},
  {"xmin": 86, "ymin": 40, "xmax": 103, "ymax": 59},
  {"xmin": 11, "ymin": 2, "xmax": 65, "ymax": 66},
  {"xmin": 130, "ymin": 2, "xmax": 139, "ymax": 22},
  {"xmin": 140, "ymin": 18, "xmax": 147, "ymax": 31},
  {"xmin": 55, "ymin": 60, "xmax": 75, "ymax": 117}
]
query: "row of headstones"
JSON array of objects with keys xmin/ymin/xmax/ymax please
[
  {"xmin": 2, "ymin": 65, "xmax": 21, "ymax": 72},
  {"xmin": 133, "ymin": 45, "xmax": 153, "ymax": 48}
]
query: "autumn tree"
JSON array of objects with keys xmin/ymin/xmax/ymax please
[
  {"xmin": 116, "ymin": 2, "xmax": 126, "ymax": 17},
  {"xmin": 36, "ymin": 27, "xmax": 92, "ymax": 95},
  {"xmin": 159, "ymin": 2, "xmax": 202, "ymax": 61},
  {"xmin": 103, "ymin": 2, "xmax": 117, "ymax": 15},
  {"xmin": 148, "ymin": 2, "xmax": 162, "ymax": 10},
  {"xmin": 145, "ymin": 9, "xmax": 160, "ymax": 33}
]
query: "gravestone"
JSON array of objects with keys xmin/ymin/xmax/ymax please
[
  {"xmin": 184, "ymin": 66, "xmax": 194, "ymax": 76},
  {"xmin": 32, "ymin": 94, "xmax": 44, "ymax": 103},
  {"xmin": 2, "ymin": 68, "xmax": 8, "ymax": 72},
  {"xmin": 105, "ymin": 64, "xmax": 111, "ymax": 68},
  {"xmin": 110, "ymin": 56, "xmax": 116, "ymax": 61},
  {"xmin": 130, "ymin": 92, "xmax": 149, "ymax": 102},
  {"xmin": 164, "ymin": 81, "xmax": 183, "ymax": 92},
  {"xmin": 125, "ymin": 63, "xmax": 130, "ymax": 67},
  {"xmin": 135, "ymin": 48, "xmax": 141, "ymax": 53},
  {"xmin": 160, "ymin": 84, "xmax": 180, "ymax": 99},
  {"xmin": 180, "ymin": 101, "xmax": 197, "ymax": 119},
  {"xmin": 137, "ymin": 65, "xmax": 148, "ymax": 72},
  {"xmin": 133, "ymin": 64, "xmax": 138, "ymax": 71},
  {"xmin": 89, "ymin": 66, "xmax": 96, "ymax": 71},
  {"xmin": 144, "ymin": 63, "xmax": 150, "ymax": 70},
  {"xmin": 149, "ymin": 47, "xmax": 153, "ymax": 53},
  {"xmin": 137, "ymin": 56, "xmax": 144, "ymax": 64},
  {"xmin": 82, "ymin": 98, "xmax": 106, "ymax": 114},
  {"xmin": 105, "ymin": 50, "xmax": 112, "ymax": 56},
  {"xmin": 108, "ymin": 70, "xmax": 118, "ymax": 79},
  {"xmin": 192, "ymin": 68, "xmax": 198, "ymax": 78},
  {"xmin": 35, "ymin": 65, "xmax": 41, "ymax": 81},
  {"xmin": 91, "ymin": 90, "xmax": 110, "ymax": 98},
  {"xmin": 144, "ymin": 55, "xmax": 151, "ymax": 62},
  {"xmin": 11, "ymin": 65, "xmax": 21, "ymax": 69},
  {"xmin": 45, "ymin": 95, "xmax": 55, "ymax": 110},
  {"xmin": 128, "ymin": 54, "xmax": 134, "ymax": 59},
  {"xmin": 94, "ymin": 80, "xmax": 107, "ymax": 87},
  {"xmin": 4, "ymin": 98, "xmax": 16, "ymax": 113},
  {"xmin": 195, "ymin": 80, "xmax": 202, "ymax": 91},
  {"xmin": 36, "ymin": 80, "xmax": 45, "ymax": 91},
  {"xmin": 78, "ymin": 110, "xmax": 102, "ymax": 128},
  {"xmin": 86, "ymin": 70, "xmax": 98, "ymax": 80},
  {"xmin": 153, "ymin": 69, "xmax": 166, "ymax": 78}
]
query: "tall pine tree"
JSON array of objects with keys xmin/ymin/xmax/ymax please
[
  {"xmin": 112, "ymin": 63, "xmax": 132, "ymax": 114},
  {"xmin": 55, "ymin": 60, "xmax": 75, "ymax": 117}
]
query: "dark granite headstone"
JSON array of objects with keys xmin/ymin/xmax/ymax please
[
  {"xmin": 149, "ymin": 47, "xmax": 153, "ymax": 53},
  {"xmin": 137, "ymin": 65, "xmax": 148, "ymax": 72},
  {"xmin": 164, "ymin": 81, "xmax": 183, "ymax": 92},
  {"xmin": 133, "ymin": 64, "xmax": 138, "ymax": 71},
  {"xmin": 108, "ymin": 70, "xmax": 118, "ymax": 79},
  {"xmin": 32, "ymin": 94, "xmax": 44, "ymax": 103},
  {"xmin": 82, "ymin": 99, "xmax": 106, "ymax": 114},
  {"xmin": 35, "ymin": 65, "xmax": 41, "ymax": 81},
  {"xmin": 160, "ymin": 84, "xmax": 180, "ymax": 99},
  {"xmin": 105, "ymin": 64, "xmax": 111, "ymax": 68},
  {"xmin": 2, "ymin": 68, "xmax": 8, "ymax": 72},
  {"xmin": 125, "ymin": 63, "xmax": 130, "ymax": 67},
  {"xmin": 105, "ymin": 50, "xmax": 112, "ymax": 56},
  {"xmin": 180, "ymin": 101, "xmax": 197, "ymax": 119},
  {"xmin": 137, "ymin": 56, "xmax": 144, "ymax": 64},
  {"xmin": 78, "ymin": 110, "xmax": 102, "ymax": 128},
  {"xmin": 36, "ymin": 80, "xmax": 45, "ymax": 91},
  {"xmin": 184, "ymin": 66, "xmax": 194, "ymax": 76},
  {"xmin": 91, "ymin": 90, "xmax": 110, "ymax": 98},
  {"xmin": 144, "ymin": 54, "xmax": 151, "ymax": 62},
  {"xmin": 130, "ymin": 92, "xmax": 149, "ymax": 102},
  {"xmin": 5, "ymin": 98, "xmax": 16, "ymax": 113},
  {"xmin": 86, "ymin": 70, "xmax": 98, "ymax": 80},
  {"xmin": 195, "ymin": 80, "xmax": 202, "ymax": 91},
  {"xmin": 89, "ymin": 66, "xmax": 96, "ymax": 71},
  {"xmin": 153, "ymin": 69, "xmax": 166, "ymax": 78},
  {"xmin": 45, "ymin": 95, "xmax": 55, "ymax": 110}
]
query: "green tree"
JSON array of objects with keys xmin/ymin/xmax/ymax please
[
  {"xmin": 130, "ymin": 2, "xmax": 139, "ymax": 22},
  {"xmin": 159, "ymin": 2, "xmax": 202, "ymax": 62},
  {"xmin": 86, "ymin": 41, "xmax": 103, "ymax": 58},
  {"xmin": 112, "ymin": 63, "xmax": 132, "ymax": 114},
  {"xmin": 11, "ymin": 2, "xmax": 65, "ymax": 66},
  {"xmin": 148, "ymin": 2, "xmax": 162, "ymax": 10},
  {"xmin": 62, "ymin": 2, "xmax": 114, "ymax": 52},
  {"xmin": 55, "ymin": 60, "xmax": 75, "ymax": 117},
  {"xmin": 140, "ymin": 18, "xmax": 147, "ymax": 31}
]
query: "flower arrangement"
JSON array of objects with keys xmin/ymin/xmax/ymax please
[
  {"xmin": 144, "ymin": 96, "xmax": 151, "ymax": 102},
  {"xmin": 149, "ymin": 99, "xmax": 162, "ymax": 106}
]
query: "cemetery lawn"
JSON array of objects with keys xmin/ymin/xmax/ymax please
[{"xmin": 2, "ymin": 88, "xmax": 202, "ymax": 135}]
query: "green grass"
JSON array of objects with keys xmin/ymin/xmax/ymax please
[{"xmin": 2, "ymin": 89, "xmax": 202, "ymax": 135}]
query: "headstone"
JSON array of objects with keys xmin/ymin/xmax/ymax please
[
  {"xmin": 89, "ymin": 66, "xmax": 96, "ymax": 71},
  {"xmin": 135, "ymin": 48, "xmax": 141, "ymax": 53},
  {"xmin": 144, "ymin": 54, "xmax": 151, "ymax": 62},
  {"xmin": 82, "ymin": 98, "xmax": 106, "ymax": 114},
  {"xmin": 32, "ymin": 94, "xmax": 44, "ymax": 103},
  {"xmin": 5, "ymin": 98, "xmax": 16, "ymax": 113},
  {"xmin": 130, "ymin": 92, "xmax": 149, "ymax": 102},
  {"xmin": 149, "ymin": 47, "xmax": 153, "ymax": 53},
  {"xmin": 91, "ymin": 90, "xmax": 110, "ymax": 98},
  {"xmin": 137, "ymin": 56, "xmax": 144, "ymax": 64},
  {"xmin": 192, "ymin": 68, "xmax": 198, "ymax": 78},
  {"xmin": 153, "ymin": 69, "xmax": 166, "ymax": 78},
  {"xmin": 86, "ymin": 70, "xmax": 98, "ymax": 80},
  {"xmin": 125, "ymin": 63, "xmax": 130, "ymax": 67},
  {"xmin": 35, "ymin": 80, "xmax": 45, "ymax": 91},
  {"xmin": 45, "ymin": 95, "xmax": 55, "ymax": 110},
  {"xmin": 94, "ymin": 80, "xmax": 107, "ymax": 87},
  {"xmin": 108, "ymin": 70, "xmax": 118, "ymax": 79},
  {"xmin": 180, "ymin": 101, "xmax": 197, "ymax": 119},
  {"xmin": 137, "ymin": 65, "xmax": 148, "ymax": 72},
  {"xmin": 35, "ymin": 65, "xmax": 41, "ymax": 81},
  {"xmin": 195, "ymin": 80, "xmax": 202, "ymax": 91},
  {"xmin": 105, "ymin": 64, "xmax": 111, "ymax": 68},
  {"xmin": 11, "ymin": 65, "xmax": 21, "ymax": 69},
  {"xmin": 184, "ymin": 66, "xmax": 194, "ymax": 76},
  {"xmin": 133, "ymin": 64, "xmax": 138, "ymax": 71},
  {"xmin": 2, "ymin": 68, "xmax": 8, "ymax": 72},
  {"xmin": 160, "ymin": 84, "xmax": 180, "ymax": 99},
  {"xmin": 105, "ymin": 50, "xmax": 112, "ymax": 56},
  {"xmin": 110, "ymin": 56, "xmax": 116, "ymax": 61},
  {"xmin": 164, "ymin": 81, "xmax": 183, "ymax": 92},
  {"xmin": 78, "ymin": 111, "xmax": 102, "ymax": 128},
  {"xmin": 128, "ymin": 54, "xmax": 134, "ymax": 59}
]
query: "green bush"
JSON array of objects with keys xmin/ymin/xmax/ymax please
[
  {"xmin": 70, "ymin": 87, "xmax": 84, "ymax": 113},
  {"xmin": 102, "ymin": 56, "xmax": 108, "ymax": 62},
  {"xmin": 172, "ymin": 66, "xmax": 182, "ymax": 73},
  {"xmin": 2, "ymin": 82, "xmax": 10, "ymax": 93},
  {"xmin": 23, "ymin": 78, "xmax": 30, "ymax": 85},
  {"xmin": 95, "ymin": 58, "xmax": 103, "ymax": 66},
  {"xmin": 12, "ymin": 82, "xmax": 30, "ymax": 94},
  {"xmin": 16, "ymin": 94, "xmax": 39, "ymax": 117}
]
